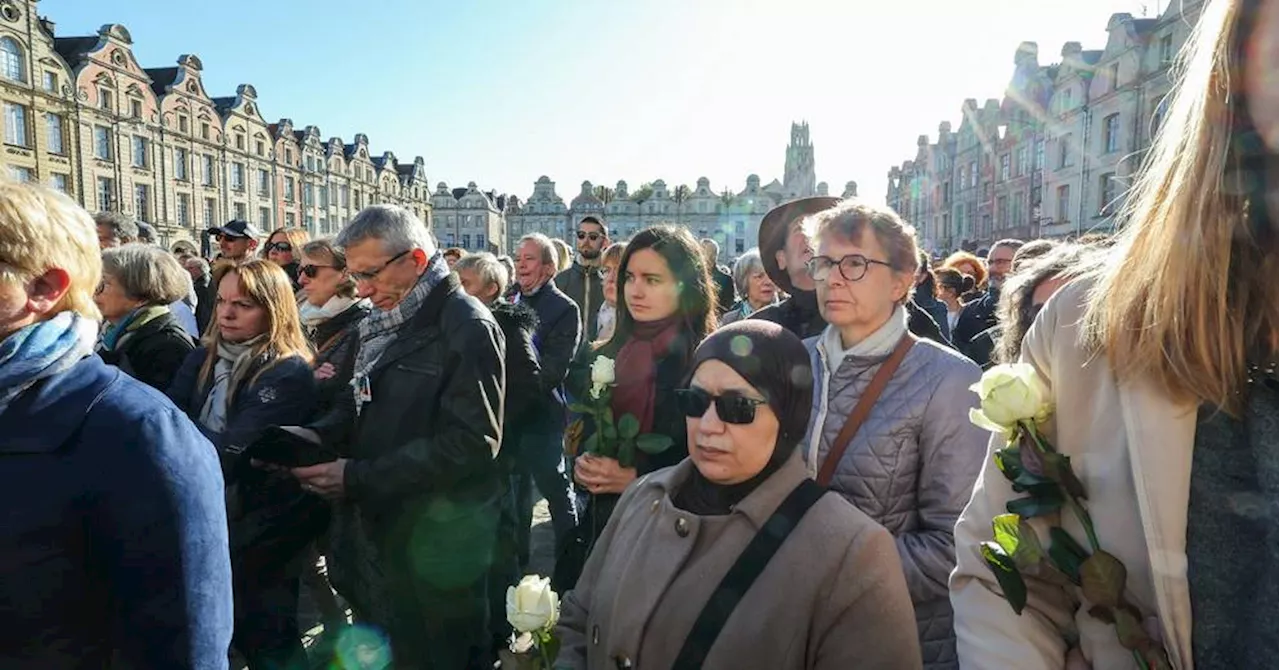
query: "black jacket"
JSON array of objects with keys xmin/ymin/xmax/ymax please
[
  {"xmin": 98, "ymin": 309, "xmax": 196, "ymax": 392},
  {"xmin": 308, "ymin": 300, "xmax": 371, "ymax": 442},
  {"xmin": 710, "ymin": 265, "xmax": 735, "ymax": 314},
  {"xmin": 906, "ymin": 298, "xmax": 950, "ymax": 348},
  {"xmin": 952, "ymin": 286, "xmax": 1000, "ymax": 367},
  {"xmin": 913, "ymin": 283, "xmax": 952, "ymax": 343},
  {"xmin": 519, "ymin": 282, "xmax": 582, "ymax": 432},
  {"xmin": 490, "ymin": 301, "xmax": 542, "ymax": 470},
  {"xmin": 193, "ymin": 272, "xmax": 214, "ymax": 337},
  {"xmin": 555, "ymin": 262, "xmax": 604, "ymax": 342},
  {"xmin": 749, "ymin": 289, "xmax": 825, "ymax": 340}
]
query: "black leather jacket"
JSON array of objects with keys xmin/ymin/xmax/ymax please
[
  {"xmin": 519, "ymin": 282, "xmax": 582, "ymax": 432},
  {"xmin": 555, "ymin": 262, "xmax": 604, "ymax": 341}
]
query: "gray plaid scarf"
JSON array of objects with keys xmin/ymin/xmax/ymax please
[{"xmin": 351, "ymin": 250, "xmax": 450, "ymax": 412}]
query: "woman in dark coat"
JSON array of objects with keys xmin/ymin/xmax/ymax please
[
  {"xmin": 561, "ymin": 225, "xmax": 717, "ymax": 585},
  {"xmin": 95, "ymin": 244, "xmax": 196, "ymax": 391},
  {"xmin": 167, "ymin": 259, "xmax": 321, "ymax": 670}
]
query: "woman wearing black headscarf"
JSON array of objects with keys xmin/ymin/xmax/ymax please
[{"xmin": 556, "ymin": 321, "xmax": 921, "ymax": 670}]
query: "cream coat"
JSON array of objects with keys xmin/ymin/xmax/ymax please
[
  {"xmin": 949, "ymin": 280, "xmax": 1196, "ymax": 669},
  {"xmin": 556, "ymin": 451, "xmax": 923, "ymax": 670}
]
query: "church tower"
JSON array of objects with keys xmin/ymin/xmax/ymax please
[{"xmin": 783, "ymin": 121, "xmax": 817, "ymax": 200}]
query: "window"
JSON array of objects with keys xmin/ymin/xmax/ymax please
[
  {"xmin": 1099, "ymin": 172, "xmax": 1118, "ymax": 215},
  {"xmin": 341, "ymin": 185, "xmax": 349, "ymax": 206},
  {"xmin": 42, "ymin": 71, "xmax": 56, "ymax": 92},
  {"xmin": 284, "ymin": 177, "xmax": 295, "ymax": 201},
  {"xmin": 203, "ymin": 198, "xmax": 216, "ymax": 228},
  {"xmin": 1109, "ymin": 63, "xmax": 1120, "ymax": 92},
  {"xmin": 255, "ymin": 139, "xmax": 265, "ymax": 156},
  {"xmin": 44, "ymin": 112, "xmax": 63, "ymax": 154},
  {"xmin": 49, "ymin": 173, "xmax": 68, "ymax": 193},
  {"xmin": 997, "ymin": 195, "xmax": 1009, "ymax": 229},
  {"xmin": 202, "ymin": 155, "xmax": 215, "ymax": 186},
  {"xmin": 200, "ymin": 122, "xmax": 210, "ymax": 140},
  {"xmin": 1056, "ymin": 185, "xmax": 1071, "ymax": 223},
  {"xmin": 234, "ymin": 202, "xmax": 247, "ymax": 221},
  {"xmin": 304, "ymin": 214, "xmax": 314, "ymax": 230},
  {"xmin": 3, "ymin": 102, "xmax": 27, "ymax": 147},
  {"xmin": 96, "ymin": 177, "xmax": 114, "ymax": 211},
  {"xmin": 1034, "ymin": 139, "xmax": 1045, "ymax": 171},
  {"xmin": 462, "ymin": 234, "xmax": 472, "ymax": 249},
  {"xmin": 734, "ymin": 238, "xmax": 745, "ymax": 254},
  {"xmin": 1058, "ymin": 133, "xmax": 1072, "ymax": 168},
  {"xmin": 1012, "ymin": 193, "xmax": 1025, "ymax": 228},
  {"xmin": 259, "ymin": 207, "xmax": 270, "ymax": 227},
  {"xmin": 131, "ymin": 136, "xmax": 147, "ymax": 168},
  {"xmin": 9, "ymin": 165, "xmax": 31, "ymax": 182},
  {"xmin": 1016, "ymin": 147, "xmax": 1029, "ymax": 176},
  {"xmin": 99, "ymin": 88, "xmax": 112, "ymax": 111},
  {"xmin": 0, "ymin": 38, "xmax": 23, "ymax": 83},
  {"xmin": 230, "ymin": 163, "xmax": 244, "ymax": 191},
  {"xmin": 306, "ymin": 156, "xmax": 314, "ymax": 172},
  {"xmin": 286, "ymin": 212, "xmax": 296, "ymax": 227},
  {"xmin": 999, "ymin": 154, "xmax": 1011, "ymax": 181},
  {"xmin": 174, "ymin": 147, "xmax": 188, "ymax": 180},
  {"xmin": 93, "ymin": 125, "xmax": 112, "ymax": 160},
  {"xmin": 285, "ymin": 148, "xmax": 293, "ymax": 163},
  {"xmin": 319, "ymin": 185, "xmax": 328, "ymax": 207},
  {"xmin": 1060, "ymin": 88, "xmax": 1075, "ymax": 114},
  {"xmin": 303, "ymin": 183, "xmax": 313, "ymax": 206},
  {"xmin": 957, "ymin": 166, "xmax": 967, "ymax": 189},
  {"xmin": 177, "ymin": 194, "xmax": 190, "ymax": 225},
  {"xmin": 134, "ymin": 184, "xmax": 150, "ymax": 222},
  {"xmin": 178, "ymin": 115, "xmax": 188, "ymax": 133},
  {"xmin": 130, "ymin": 99, "xmax": 142, "ymax": 119},
  {"xmin": 235, "ymin": 134, "xmax": 244, "ymax": 150},
  {"xmin": 257, "ymin": 168, "xmax": 270, "ymax": 194},
  {"xmin": 969, "ymin": 161, "xmax": 978, "ymax": 187},
  {"xmin": 1160, "ymin": 35, "xmax": 1174, "ymax": 65},
  {"xmin": 1103, "ymin": 114, "xmax": 1121, "ymax": 153},
  {"xmin": 354, "ymin": 191, "xmax": 362, "ymax": 209}
]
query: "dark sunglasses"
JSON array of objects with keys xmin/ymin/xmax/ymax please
[
  {"xmin": 266, "ymin": 242, "xmax": 293, "ymax": 253},
  {"xmin": 576, "ymin": 231, "xmax": 603, "ymax": 241},
  {"xmin": 299, "ymin": 264, "xmax": 341, "ymax": 278},
  {"xmin": 675, "ymin": 388, "xmax": 768, "ymax": 425}
]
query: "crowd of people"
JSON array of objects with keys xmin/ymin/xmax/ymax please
[{"xmin": 0, "ymin": 0, "xmax": 1274, "ymax": 668}]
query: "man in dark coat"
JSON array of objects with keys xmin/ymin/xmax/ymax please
[
  {"xmin": 555, "ymin": 216, "xmax": 607, "ymax": 342},
  {"xmin": 750, "ymin": 196, "xmax": 841, "ymax": 339},
  {"xmin": 183, "ymin": 256, "xmax": 214, "ymax": 336},
  {"xmin": 513, "ymin": 233, "xmax": 581, "ymax": 567},
  {"xmin": 700, "ymin": 237, "xmax": 736, "ymax": 313},
  {"xmin": 951, "ymin": 239, "xmax": 1022, "ymax": 367},
  {"xmin": 292, "ymin": 205, "xmax": 506, "ymax": 669}
]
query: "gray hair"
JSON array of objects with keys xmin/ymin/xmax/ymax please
[
  {"xmin": 731, "ymin": 248, "xmax": 766, "ymax": 298},
  {"xmin": 336, "ymin": 205, "xmax": 434, "ymax": 256},
  {"xmin": 518, "ymin": 233, "xmax": 557, "ymax": 267},
  {"xmin": 93, "ymin": 212, "xmax": 138, "ymax": 243},
  {"xmin": 183, "ymin": 256, "xmax": 211, "ymax": 276},
  {"xmin": 101, "ymin": 243, "xmax": 191, "ymax": 305},
  {"xmin": 455, "ymin": 252, "xmax": 509, "ymax": 296}
]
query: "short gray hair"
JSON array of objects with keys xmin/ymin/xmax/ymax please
[
  {"xmin": 731, "ymin": 248, "xmax": 766, "ymax": 298},
  {"xmin": 184, "ymin": 256, "xmax": 210, "ymax": 275},
  {"xmin": 101, "ymin": 243, "xmax": 191, "ymax": 305},
  {"xmin": 336, "ymin": 205, "xmax": 434, "ymax": 256},
  {"xmin": 93, "ymin": 212, "xmax": 138, "ymax": 242},
  {"xmin": 518, "ymin": 233, "xmax": 557, "ymax": 267},
  {"xmin": 455, "ymin": 252, "xmax": 509, "ymax": 295}
]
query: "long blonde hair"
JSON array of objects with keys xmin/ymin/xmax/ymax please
[
  {"xmin": 198, "ymin": 259, "xmax": 313, "ymax": 390},
  {"xmin": 1083, "ymin": 0, "xmax": 1277, "ymax": 416}
]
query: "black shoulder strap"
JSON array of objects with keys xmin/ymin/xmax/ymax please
[{"xmin": 671, "ymin": 479, "xmax": 828, "ymax": 670}]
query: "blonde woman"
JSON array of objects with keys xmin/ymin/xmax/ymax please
[
  {"xmin": 167, "ymin": 259, "xmax": 321, "ymax": 669},
  {"xmin": 0, "ymin": 181, "xmax": 232, "ymax": 667},
  {"xmin": 260, "ymin": 226, "xmax": 311, "ymax": 290},
  {"xmin": 951, "ymin": 0, "xmax": 1278, "ymax": 668}
]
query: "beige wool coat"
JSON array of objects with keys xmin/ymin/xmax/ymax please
[{"xmin": 556, "ymin": 451, "xmax": 923, "ymax": 670}]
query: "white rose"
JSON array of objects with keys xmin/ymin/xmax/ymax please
[
  {"xmin": 590, "ymin": 356, "xmax": 616, "ymax": 386},
  {"xmin": 968, "ymin": 363, "xmax": 1052, "ymax": 433},
  {"xmin": 506, "ymin": 575, "xmax": 560, "ymax": 634}
]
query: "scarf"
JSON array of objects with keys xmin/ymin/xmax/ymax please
[
  {"xmin": 819, "ymin": 304, "xmax": 907, "ymax": 375},
  {"xmin": 198, "ymin": 335, "xmax": 265, "ymax": 435},
  {"xmin": 0, "ymin": 311, "xmax": 97, "ymax": 416},
  {"xmin": 99, "ymin": 304, "xmax": 170, "ymax": 352},
  {"xmin": 300, "ymin": 295, "xmax": 360, "ymax": 333},
  {"xmin": 612, "ymin": 315, "xmax": 682, "ymax": 434},
  {"xmin": 351, "ymin": 250, "xmax": 450, "ymax": 412}
]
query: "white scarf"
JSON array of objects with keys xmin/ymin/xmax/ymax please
[
  {"xmin": 819, "ymin": 305, "xmax": 908, "ymax": 375},
  {"xmin": 300, "ymin": 295, "xmax": 360, "ymax": 331},
  {"xmin": 198, "ymin": 335, "xmax": 264, "ymax": 434}
]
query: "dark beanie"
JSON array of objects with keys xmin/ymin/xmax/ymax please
[{"xmin": 688, "ymin": 320, "xmax": 814, "ymax": 461}]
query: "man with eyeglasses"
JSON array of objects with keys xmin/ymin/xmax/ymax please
[
  {"xmin": 555, "ymin": 216, "xmax": 608, "ymax": 341},
  {"xmin": 286, "ymin": 205, "xmax": 507, "ymax": 669},
  {"xmin": 950, "ymin": 238, "xmax": 1023, "ymax": 367},
  {"xmin": 207, "ymin": 219, "xmax": 261, "ymax": 263}
]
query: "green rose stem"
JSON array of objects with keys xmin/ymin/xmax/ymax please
[{"xmin": 1019, "ymin": 421, "xmax": 1101, "ymax": 552}]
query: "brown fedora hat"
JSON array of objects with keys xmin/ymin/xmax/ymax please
[{"xmin": 758, "ymin": 196, "xmax": 840, "ymax": 292}]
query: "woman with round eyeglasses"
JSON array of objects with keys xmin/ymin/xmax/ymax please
[
  {"xmin": 801, "ymin": 199, "xmax": 988, "ymax": 669},
  {"xmin": 261, "ymin": 227, "xmax": 311, "ymax": 291},
  {"xmin": 557, "ymin": 320, "xmax": 921, "ymax": 669}
]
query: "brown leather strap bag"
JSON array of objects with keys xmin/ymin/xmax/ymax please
[{"xmin": 816, "ymin": 333, "xmax": 916, "ymax": 486}]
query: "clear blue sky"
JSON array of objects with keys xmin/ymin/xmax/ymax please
[{"xmin": 45, "ymin": 0, "xmax": 1156, "ymax": 204}]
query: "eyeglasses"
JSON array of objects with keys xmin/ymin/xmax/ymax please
[
  {"xmin": 266, "ymin": 242, "xmax": 292, "ymax": 253},
  {"xmin": 576, "ymin": 231, "xmax": 603, "ymax": 242},
  {"xmin": 675, "ymin": 388, "xmax": 768, "ymax": 425},
  {"xmin": 214, "ymin": 234, "xmax": 248, "ymax": 243},
  {"xmin": 806, "ymin": 254, "xmax": 894, "ymax": 283},
  {"xmin": 299, "ymin": 264, "xmax": 341, "ymax": 279},
  {"xmin": 348, "ymin": 248, "xmax": 413, "ymax": 282}
]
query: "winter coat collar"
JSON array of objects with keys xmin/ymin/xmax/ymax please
[{"xmin": 636, "ymin": 449, "xmax": 810, "ymax": 531}]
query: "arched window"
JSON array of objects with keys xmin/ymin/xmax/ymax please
[{"xmin": 0, "ymin": 37, "xmax": 24, "ymax": 83}]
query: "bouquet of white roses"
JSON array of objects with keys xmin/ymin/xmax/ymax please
[
  {"xmin": 566, "ymin": 354, "xmax": 673, "ymax": 467},
  {"xmin": 969, "ymin": 364, "xmax": 1170, "ymax": 670},
  {"xmin": 501, "ymin": 575, "xmax": 561, "ymax": 670}
]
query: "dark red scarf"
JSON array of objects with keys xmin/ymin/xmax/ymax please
[{"xmin": 611, "ymin": 315, "xmax": 682, "ymax": 433}]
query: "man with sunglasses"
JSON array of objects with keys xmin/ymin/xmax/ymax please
[
  {"xmin": 207, "ymin": 219, "xmax": 262, "ymax": 263},
  {"xmin": 555, "ymin": 216, "xmax": 608, "ymax": 341}
]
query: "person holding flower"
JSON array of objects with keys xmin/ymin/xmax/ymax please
[
  {"xmin": 557, "ymin": 321, "xmax": 922, "ymax": 670},
  {"xmin": 801, "ymin": 199, "xmax": 988, "ymax": 669},
  {"xmin": 950, "ymin": 1, "xmax": 1278, "ymax": 668}
]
